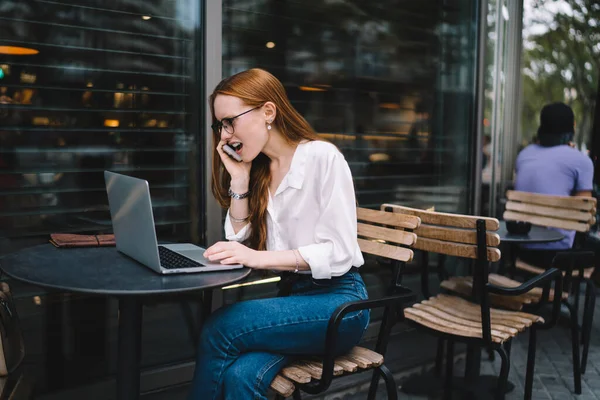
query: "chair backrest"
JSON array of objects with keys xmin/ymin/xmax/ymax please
[
  {"xmin": 381, "ymin": 204, "xmax": 502, "ymax": 347},
  {"xmin": 503, "ymin": 190, "xmax": 596, "ymax": 233},
  {"xmin": 380, "ymin": 204, "xmax": 501, "ymax": 263},
  {"xmin": 356, "ymin": 207, "xmax": 420, "ymax": 263}
]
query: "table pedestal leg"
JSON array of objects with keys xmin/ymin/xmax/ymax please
[
  {"xmin": 117, "ymin": 298, "xmax": 142, "ymax": 400},
  {"xmin": 199, "ymin": 289, "xmax": 213, "ymax": 326}
]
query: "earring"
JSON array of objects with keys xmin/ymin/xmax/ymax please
[{"xmin": 267, "ymin": 121, "xmax": 272, "ymax": 130}]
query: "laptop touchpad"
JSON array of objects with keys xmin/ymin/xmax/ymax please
[{"xmin": 176, "ymin": 249, "xmax": 208, "ymax": 262}]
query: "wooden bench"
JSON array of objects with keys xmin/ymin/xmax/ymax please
[
  {"xmin": 270, "ymin": 207, "xmax": 421, "ymax": 399},
  {"xmin": 381, "ymin": 204, "xmax": 563, "ymax": 399}
]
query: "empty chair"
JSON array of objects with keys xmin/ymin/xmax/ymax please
[{"xmin": 382, "ymin": 204, "xmax": 563, "ymax": 400}]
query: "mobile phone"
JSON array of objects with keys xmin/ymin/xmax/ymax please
[{"xmin": 223, "ymin": 144, "xmax": 242, "ymax": 162}]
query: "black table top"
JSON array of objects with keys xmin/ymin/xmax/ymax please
[
  {"xmin": 498, "ymin": 221, "xmax": 565, "ymax": 244},
  {"xmin": 0, "ymin": 244, "xmax": 252, "ymax": 296}
]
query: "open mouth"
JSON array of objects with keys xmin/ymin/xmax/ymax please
[{"xmin": 230, "ymin": 142, "xmax": 243, "ymax": 153}]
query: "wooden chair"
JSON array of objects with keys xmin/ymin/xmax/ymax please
[
  {"xmin": 441, "ymin": 190, "xmax": 597, "ymax": 394},
  {"xmin": 269, "ymin": 207, "xmax": 421, "ymax": 400},
  {"xmin": 504, "ymin": 190, "xmax": 596, "ymax": 277},
  {"xmin": 382, "ymin": 204, "xmax": 563, "ymax": 400}
]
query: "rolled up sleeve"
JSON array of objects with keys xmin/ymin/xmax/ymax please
[
  {"xmin": 224, "ymin": 210, "xmax": 251, "ymax": 242},
  {"xmin": 297, "ymin": 152, "xmax": 358, "ymax": 279}
]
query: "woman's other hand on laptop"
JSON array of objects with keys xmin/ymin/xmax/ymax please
[{"xmin": 204, "ymin": 241, "xmax": 260, "ymax": 268}]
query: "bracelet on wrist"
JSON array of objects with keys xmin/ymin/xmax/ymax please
[
  {"xmin": 292, "ymin": 249, "xmax": 300, "ymax": 273},
  {"xmin": 228, "ymin": 187, "xmax": 251, "ymax": 200},
  {"xmin": 229, "ymin": 212, "xmax": 250, "ymax": 223}
]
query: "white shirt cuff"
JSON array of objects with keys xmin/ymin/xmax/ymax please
[
  {"xmin": 224, "ymin": 211, "xmax": 251, "ymax": 242},
  {"xmin": 298, "ymin": 243, "xmax": 333, "ymax": 279}
]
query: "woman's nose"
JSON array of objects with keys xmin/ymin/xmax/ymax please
[{"xmin": 221, "ymin": 130, "xmax": 233, "ymax": 141}]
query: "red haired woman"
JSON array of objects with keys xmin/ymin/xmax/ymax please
[{"xmin": 188, "ymin": 69, "xmax": 368, "ymax": 400}]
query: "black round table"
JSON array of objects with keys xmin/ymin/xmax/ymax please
[
  {"xmin": 0, "ymin": 244, "xmax": 251, "ymax": 400},
  {"xmin": 497, "ymin": 220, "xmax": 565, "ymax": 278},
  {"xmin": 498, "ymin": 221, "xmax": 565, "ymax": 244}
]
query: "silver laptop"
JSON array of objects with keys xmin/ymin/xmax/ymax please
[{"xmin": 104, "ymin": 171, "xmax": 243, "ymax": 274}]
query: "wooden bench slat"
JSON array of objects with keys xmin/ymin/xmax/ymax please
[
  {"xmin": 296, "ymin": 360, "xmax": 344, "ymax": 379},
  {"xmin": 348, "ymin": 346, "xmax": 384, "ymax": 367},
  {"xmin": 515, "ymin": 259, "xmax": 594, "ymax": 279},
  {"xmin": 294, "ymin": 363, "xmax": 321, "ymax": 379},
  {"xmin": 506, "ymin": 202, "xmax": 593, "ymax": 223},
  {"xmin": 405, "ymin": 294, "xmax": 544, "ymax": 344},
  {"xmin": 414, "ymin": 224, "xmax": 500, "ymax": 246},
  {"xmin": 270, "ymin": 375, "xmax": 296, "ymax": 397},
  {"xmin": 404, "ymin": 307, "xmax": 507, "ymax": 343},
  {"xmin": 337, "ymin": 354, "xmax": 372, "ymax": 369},
  {"xmin": 506, "ymin": 190, "xmax": 596, "ymax": 210},
  {"xmin": 413, "ymin": 303, "xmax": 519, "ymax": 335},
  {"xmin": 503, "ymin": 210, "xmax": 591, "ymax": 233},
  {"xmin": 357, "ymin": 238, "xmax": 414, "ymax": 262},
  {"xmin": 442, "ymin": 274, "xmax": 567, "ymax": 309},
  {"xmin": 414, "ymin": 237, "xmax": 501, "ymax": 262},
  {"xmin": 357, "ymin": 207, "xmax": 420, "ymax": 229},
  {"xmin": 381, "ymin": 203, "xmax": 500, "ymax": 230},
  {"xmin": 488, "ymin": 273, "xmax": 568, "ymax": 301},
  {"xmin": 281, "ymin": 365, "xmax": 311, "ymax": 384},
  {"xmin": 485, "ymin": 275, "xmax": 543, "ymax": 301},
  {"xmin": 435, "ymin": 294, "xmax": 543, "ymax": 324},
  {"xmin": 440, "ymin": 278, "xmax": 528, "ymax": 311},
  {"xmin": 421, "ymin": 297, "xmax": 527, "ymax": 330},
  {"xmin": 344, "ymin": 353, "xmax": 373, "ymax": 369},
  {"xmin": 357, "ymin": 223, "xmax": 417, "ymax": 246},
  {"xmin": 446, "ymin": 276, "xmax": 538, "ymax": 303},
  {"xmin": 333, "ymin": 357, "xmax": 358, "ymax": 373}
]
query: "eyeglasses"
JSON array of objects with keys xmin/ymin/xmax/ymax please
[{"xmin": 211, "ymin": 105, "xmax": 262, "ymax": 135}]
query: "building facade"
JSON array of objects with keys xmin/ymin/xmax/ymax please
[{"xmin": 0, "ymin": 0, "xmax": 484, "ymax": 396}]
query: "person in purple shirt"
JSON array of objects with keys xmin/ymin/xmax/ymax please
[{"xmin": 514, "ymin": 102, "xmax": 594, "ymax": 266}]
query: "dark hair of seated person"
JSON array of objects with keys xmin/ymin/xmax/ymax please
[{"xmin": 537, "ymin": 102, "xmax": 575, "ymax": 147}]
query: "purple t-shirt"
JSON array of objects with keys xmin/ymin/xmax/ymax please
[{"xmin": 514, "ymin": 144, "xmax": 594, "ymax": 250}]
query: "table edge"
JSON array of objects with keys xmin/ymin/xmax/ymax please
[{"xmin": 0, "ymin": 266, "xmax": 253, "ymax": 297}]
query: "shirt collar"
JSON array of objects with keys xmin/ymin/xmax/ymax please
[{"xmin": 286, "ymin": 141, "xmax": 308, "ymax": 190}]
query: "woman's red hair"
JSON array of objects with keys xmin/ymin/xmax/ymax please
[{"xmin": 210, "ymin": 68, "xmax": 321, "ymax": 250}]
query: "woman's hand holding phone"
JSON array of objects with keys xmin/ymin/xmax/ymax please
[{"xmin": 216, "ymin": 140, "xmax": 251, "ymax": 191}]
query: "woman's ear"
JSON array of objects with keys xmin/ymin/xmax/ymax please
[{"xmin": 263, "ymin": 101, "xmax": 277, "ymax": 123}]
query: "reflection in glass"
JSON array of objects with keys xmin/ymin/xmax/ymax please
[
  {"xmin": 0, "ymin": 0, "xmax": 202, "ymax": 395},
  {"xmin": 0, "ymin": 0, "xmax": 200, "ymax": 243},
  {"xmin": 223, "ymin": 0, "xmax": 479, "ymax": 213}
]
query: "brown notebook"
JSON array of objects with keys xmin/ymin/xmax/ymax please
[{"xmin": 50, "ymin": 233, "xmax": 116, "ymax": 248}]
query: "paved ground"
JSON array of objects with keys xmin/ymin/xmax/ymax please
[{"xmin": 141, "ymin": 287, "xmax": 600, "ymax": 400}]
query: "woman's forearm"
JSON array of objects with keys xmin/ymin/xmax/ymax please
[
  {"xmin": 229, "ymin": 178, "xmax": 250, "ymax": 234},
  {"xmin": 259, "ymin": 250, "xmax": 310, "ymax": 272}
]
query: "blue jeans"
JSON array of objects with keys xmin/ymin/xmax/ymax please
[{"xmin": 188, "ymin": 269, "xmax": 370, "ymax": 400}]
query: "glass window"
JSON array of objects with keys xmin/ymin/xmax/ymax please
[
  {"xmin": 0, "ymin": 0, "xmax": 201, "ymax": 243},
  {"xmin": 221, "ymin": 0, "xmax": 481, "ymax": 306},
  {"xmin": 0, "ymin": 0, "xmax": 202, "ymax": 394},
  {"xmin": 222, "ymin": 0, "xmax": 479, "ymax": 214}
]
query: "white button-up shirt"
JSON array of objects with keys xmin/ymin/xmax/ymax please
[{"xmin": 224, "ymin": 141, "xmax": 364, "ymax": 279}]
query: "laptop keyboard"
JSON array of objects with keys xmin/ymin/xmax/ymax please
[{"xmin": 158, "ymin": 246, "xmax": 205, "ymax": 270}]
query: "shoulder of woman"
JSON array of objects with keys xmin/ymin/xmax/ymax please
[{"xmin": 304, "ymin": 140, "xmax": 343, "ymax": 160}]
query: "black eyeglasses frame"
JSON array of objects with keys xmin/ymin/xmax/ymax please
[{"xmin": 211, "ymin": 105, "xmax": 263, "ymax": 134}]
